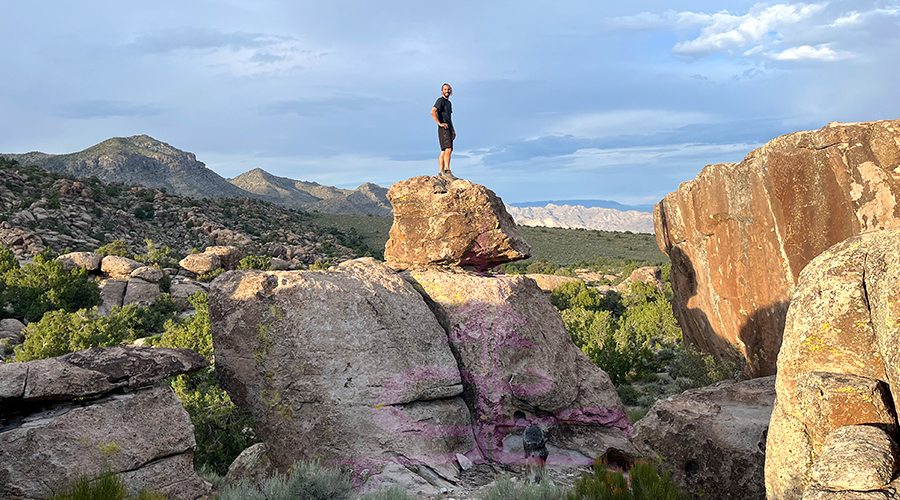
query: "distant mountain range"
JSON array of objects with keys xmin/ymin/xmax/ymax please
[
  {"xmin": 505, "ymin": 204, "xmax": 655, "ymax": 234},
  {"xmin": 1, "ymin": 135, "xmax": 391, "ymax": 216},
  {"xmin": 1, "ymin": 135, "xmax": 655, "ymax": 232},
  {"xmin": 507, "ymin": 199, "xmax": 655, "ymax": 213}
]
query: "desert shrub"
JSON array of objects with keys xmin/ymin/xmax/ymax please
[
  {"xmin": 568, "ymin": 461, "xmax": 688, "ymax": 500},
  {"xmin": 133, "ymin": 204, "xmax": 154, "ymax": 220},
  {"xmin": 48, "ymin": 471, "xmax": 166, "ymax": 500},
  {"xmin": 214, "ymin": 460, "xmax": 353, "ymax": 500},
  {"xmin": 157, "ymin": 292, "xmax": 257, "ymax": 474},
  {"xmin": 309, "ymin": 259, "xmax": 330, "ymax": 270},
  {"xmin": 14, "ymin": 296, "xmax": 179, "ymax": 361},
  {"xmin": 96, "ymin": 239, "xmax": 129, "ymax": 257},
  {"xmin": 481, "ymin": 474, "xmax": 569, "ymax": 500},
  {"xmin": 0, "ymin": 245, "xmax": 18, "ymax": 273},
  {"xmin": 197, "ymin": 268, "xmax": 225, "ymax": 282},
  {"xmin": 133, "ymin": 239, "xmax": 178, "ymax": 268},
  {"xmin": 669, "ymin": 346, "xmax": 743, "ymax": 391},
  {"xmin": 556, "ymin": 281, "xmax": 683, "ymax": 386},
  {"xmin": 239, "ymin": 255, "xmax": 271, "ymax": 271},
  {"xmin": 1, "ymin": 249, "xmax": 101, "ymax": 322}
]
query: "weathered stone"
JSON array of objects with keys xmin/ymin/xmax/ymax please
[
  {"xmin": 99, "ymin": 278, "xmax": 128, "ymax": 315},
  {"xmin": 209, "ymin": 258, "xmax": 473, "ymax": 484},
  {"xmin": 205, "ymin": 245, "xmax": 243, "ymax": 270},
  {"xmin": 385, "ymin": 176, "xmax": 530, "ymax": 270},
  {"xmin": 61, "ymin": 347, "xmax": 207, "ymax": 389},
  {"xmin": 795, "ymin": 372, "xmax": 896, "ymax": 450},
  {"xmin": 179, "ymin": 252, "xmax": 221, "ymax": 274},
  {"xmin": 170, "ymin": 281, "xmax": 206, "ymax": 310},
  {"xmin": 634, "ymin": 376, "xmax": 775, "ymax": 500},
  {"xmin": 766, "ymin": 228, "xmax": 900, "ymax": 500},
  {"xmin": 225, "ymin": 443, "xmax": 274, "ymax": 489},
  {"xmin": 56, "ymin": 251, "xmax": 103, "ymax": 271},
  {"xmin": 269, "ymin": 257, "xmax": 291, "ymax": 270},
  {"xmin": 0, "ymin": 318, "xmax": 25, "ymax": 343},
  {"xmin": 617, "ymin": 266, "xmax": 664, "ymax": 292},
  {"xmin": 0, "ymin": 363, "xmax": 28, "ymax": 399},
  {"xmin": 408, "ymin": 268, "xmax": 633, "ymax": 464},
  {"xmin": 131, "ymin": 265, "xmax": 164, "ymax": 283},
  {"xmin": 118, "ymin": 452, "xmax": 210, "ymax": 500},
  {"xmin": 655, "ymin": 120, "xmax": 900, "ymax": 376},
  {"xmin": 524, "ymin": 274, "xmax": 580, "ymax": 293},
  {"xmin": 802, "ymin": 489, "xmax": 892, "ymax": 500},
  {"xmin": 22, "ymin": 358, "xmax": 113, "ymax": 401},
  {"xmin": 123, "ymin": 278, "xmax": 161, "ymax": 307},
  {"xmin": 809, "ymin": 425, "xmax": 897, "ymax": 492},
  {"xmin": 101, "ymin": 255, "xmax": 143, "ymax": 279},
  {"xmin": 0, "ymin": 386, "xmax": 209, "ymax": 500}
]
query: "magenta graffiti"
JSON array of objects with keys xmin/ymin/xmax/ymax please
[{"xmin": 346, "ymin": 296, "xmax": 632, "ymax": 489}]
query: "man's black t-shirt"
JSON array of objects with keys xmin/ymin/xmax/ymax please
[{"xmin": 434, "ymin": 97, "xmax": 453, "ymax": 129}]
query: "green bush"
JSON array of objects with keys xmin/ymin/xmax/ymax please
[
  {"xmin": 197, "ymin": 268, "xmax": 225, "ymax": 282},
  {"xmin": 480, "ymin": 474, "xmax": 569, "ymax": 500},
  {"xmin": 309, "ymin": 259, "xmax": 330, "ymax": 270},
  {"xmin": 96, "ymin": 239, "xmax": 129, "ymax": 257},
  {"xmin": 133, "ymin": 239, "xmax": 178, "ymax": 268},
  {"xmin": 568, "ymin": 461, "xmax": 688, "ymax": 500},
  {"xmin": 214, "ymin": 461, "xmax": 353, "ymax": 500},
  {"xmin": 239, "ymin": 255, "xmax": 272, "ymax": 271},
  {"xmin": 1, "ymin": 249, "xmax": 101, "ymax": 322},
  {"xmin": 157, "ymin": 292, "xmax": 257, "ymax": 474},
  {"xmin": 49, "ymin": 471, "xmax": 166, "ymax": 500},
  {"xmin": 14, "ymin": 296, "xmax": 179, "ymax": 362}
]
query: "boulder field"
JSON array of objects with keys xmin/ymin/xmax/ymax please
[{"xmin": 655, "ymin": 120, "xmax": 900, "ymax": 377}]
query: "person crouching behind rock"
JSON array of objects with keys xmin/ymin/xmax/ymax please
[{"xmin": 523, "ymin": 424, "xmax": 549, "ymax": 484}]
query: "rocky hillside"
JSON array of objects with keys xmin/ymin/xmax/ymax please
[
  {"xmin": 228, "ymin": 168, "xmax": 391, "ymax": 216},
  {"xmin": 1, "ymin": 135, "xmax": 392, "ymax": 216},
  {"xmin": 2, "ymin": 135, "xmax": 248, "ymax": 199},
  {"xmin": 506, "ymin": 203, "xmax": 654, "ymax": 233},
  {"xmin": 0, "ymin": 158, "xmax": 374, "ymax": 266}
]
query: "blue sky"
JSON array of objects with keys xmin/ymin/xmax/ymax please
[{"xmin": 2, "ymin": 1, "xmax": 898, "ymax": 205}]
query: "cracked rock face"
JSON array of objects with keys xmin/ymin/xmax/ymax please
[
  {"xmin": 0, "ymin": 347, "xmax": 210, "ymax": 500},
  {"xmin": 654, "ymin": 120, "xmax": 900, "ymax": 377},
  {"xmin": 765, "ymin": 228, "xmax": 900, "ymax": 500}
]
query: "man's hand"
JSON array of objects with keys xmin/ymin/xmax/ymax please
[{"xmin": 441, "ymin": 123, "xmax": 449, "ymax": 129}]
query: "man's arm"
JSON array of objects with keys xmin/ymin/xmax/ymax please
[{"xmin": 432, "ymin": 106, "xmax": 449, "ymax": 128}]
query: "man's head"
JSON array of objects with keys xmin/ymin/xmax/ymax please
[{"xmin": 442, "ymin": 83, "xmax": 452, "ymax": 98}]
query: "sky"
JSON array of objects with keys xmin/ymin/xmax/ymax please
[{"xmin": 2, "ymin": 1, "xmax": 899, "ymax": 206}]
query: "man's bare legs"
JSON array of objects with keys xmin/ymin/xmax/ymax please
[{"xmin": 439, "ymin": 147, "xmax": 452, "ymax": 174}]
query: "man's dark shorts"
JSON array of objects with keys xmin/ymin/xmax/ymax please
[{"xmin": 439, "ymin": 127, "xmax": 453, "ymax": 150}]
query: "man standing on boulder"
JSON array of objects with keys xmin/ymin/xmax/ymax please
[{"xmin": 431, "ymin": 83, "xmax": 457, "ymax": 179}]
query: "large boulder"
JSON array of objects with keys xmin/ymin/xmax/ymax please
[
  {"xmin": 209, "ymin": 258, "xmax": 474, "ymax": 491},
  {"xmin": 407, "ymin": 269, "xmax": 634, "ymax": 464},
  {"xmin": 123, "ymin": 278, "xmax": 161, "ymax": 307},
  {"xmin": 766, "ymin": 228, "xmax": 900, "ymax": 500},
  {"xmin": 56, "ymin": 251, "xmax": 103, "ymax": 271},
  {"xmin": 179, "ymin": 253, "xmax": 221, "ymax": 275},
  {"xmin": 101, "ymin": 255, "xmax": 143, "ymax": 279},
  {"xmin": 655, "ymin": 120, "xmax": 900, "ymax": 376},
  {"xmin": 205, "ymin": 246, "xmax": 243, "ymax": 271},
  {"xmin": 384, "ymin": 176, "xmax": 530, "ymax": 270},
  {"xmin": 634, "ymin": 376, "xmax": 775, "ymax": 500},
  {"xmin": 98, "ymin": 278, "xmax": 128, "ymax": 315},
  {"xmin": 0, "ymin": 347, "xmax": 209, "ymax": 500}
]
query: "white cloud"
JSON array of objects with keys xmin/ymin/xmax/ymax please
[
  {"xmin": 606, "ymin": 2, "xmax": 900, "ymax": 64},
  {"xmin": 672, "ymin": 3, "xmax": 828, "ymax": 57},
  {"xmin": 770, "ymin": 44, "xmax": 852, "ymax": 61}
]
